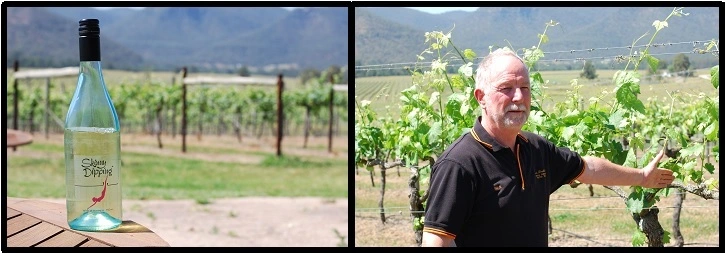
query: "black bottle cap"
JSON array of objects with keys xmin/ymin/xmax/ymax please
[
  {"xmin": 79, "ymin": 19, "xmax": 100, "ymax": 37},
  {"xmin": 79, "ymin": 19, "xmax": 101, "ymax": 61}
]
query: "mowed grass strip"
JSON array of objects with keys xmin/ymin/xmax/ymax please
[{"xmin": 7, "ymin": 137, "xmax": 348, "ymax": 200}]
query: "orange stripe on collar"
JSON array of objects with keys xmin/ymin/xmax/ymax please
[
  {"xmin": 517, "ymin": 133, "xmax": 529, "ymax": 143},
  {"xmin": 470, "ymin": 129, "xmax": 493, "ymax": 150},
  {"xmin": 423, "ymin": 227, "xmax": 457, "ymax": 239}
]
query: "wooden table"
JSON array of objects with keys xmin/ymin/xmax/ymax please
[
  {"xmin": 7, "ymin": 129, "xmax": 33, "ymax": 148},
  {"xmin": 6, "ymin": 197, "xmax": 169, "ymax": 247}
]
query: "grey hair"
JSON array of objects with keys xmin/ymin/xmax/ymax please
[{"xmin": 474, "ymin": 48, "xmax": 527, "ymax": 91}]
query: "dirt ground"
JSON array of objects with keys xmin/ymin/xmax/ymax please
[
  {"xmin": 8, "ymin": 132, "xmax": 350, "ymax": 247},
  {"xmin": 38, "ymin": 197, "xmax": 348, "ymax": 247},
  {"xmin": 355, "ymin": 164, "xmax": 719, "ymax": 247},
  {"xmin": 355, "ymin": 200, "xmax": 718, "ymax": 247}
]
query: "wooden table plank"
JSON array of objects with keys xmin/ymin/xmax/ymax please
[
  {"xmin": 7, "ymin": 214, "xmax": 41, "ymax": 236},
  {"xmin": 80, "ymin": 240, "xmax": 113, "ymax": 247},
  {"xmin": 7, "ymin": 222, "xmax": 64, "ymax": 247},
  {"xmin": 35, "ymin": 230, "xmax": 92, "ymax": 247},
  {"xmin": 6, "ymin": 197, "xmax": 169, "ymax": 247},
  {"xmin": 7, "ymin": 198, "xmax": 67, "ymax": 227},
  {"xmin": 7, "ymin": 207, "xmax": 21, "ymax": 218}
]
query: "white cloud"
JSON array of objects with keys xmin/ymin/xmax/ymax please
[
  {"xmin": 92, "ymin": 7, "xmax": 146, "ymax": 10},
  {"xmin": 406, "ymin": 7, "xmax": 478, "ymax": 14}
]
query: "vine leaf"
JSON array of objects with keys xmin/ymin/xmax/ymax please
[
  {"xmin": 615, "ymin": 84, "xmax": 645, "ymax": 114},
  {"xmin": 428, "ymin": 122, "xmax": 442, "ymax": 147},
  {"xmin": 607, "ymin": 109, "xmax": 626, "ymax": 129},
  {"xmin": 704, "ymin": 123, "xmax": 718, "ymax": 140},
  {"xmin": 704, "ymin": 163, "xmax": 716, "ymax": 174},
  {"xmin": 463, "ymin": 49, "xmax": 477, "ymax": 61},
  {"xmin": 631, "ymin": 229, "xmax": 646, "ymax": 247},
  {"xmin": 679, "ymin": 143, "xmax": 703, "ymax": 157},
  {"xmin": 644, "ymin": 55, "xmax": 659, "ymax": 75},
  {"xmin": 711, "ymin": 65, "xmax": 719, "ymax": 89},
  {"xmin": 662, "ymin": 231, "xmax": 671, "ymax": 244},
  {"xmin": 623, "ymin": 148, "xmax": 638, "ymax": 168},
  {"xmin": 626, "ymin": 189, "xmax": 645, "ymax": 213},
  {"xmin": 652, "ymin": 20, "xmax": 668, "ymax": 31}
]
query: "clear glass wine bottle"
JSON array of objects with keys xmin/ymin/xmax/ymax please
[{"xmin": 64, "ymin": 18, "xmax": 122, "ymax": 231}]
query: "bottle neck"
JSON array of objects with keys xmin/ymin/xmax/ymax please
[
  {"xmin": 79, "ymin": 36, "xmax": 101, "ymax": 61},
  {"xmin": 79, "ymin": 61, "xmax": 104, "ymax": 80}
]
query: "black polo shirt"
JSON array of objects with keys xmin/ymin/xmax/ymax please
[{"xmin": 423, "ymin": 116, "xmax": 586, "ymax": 247}]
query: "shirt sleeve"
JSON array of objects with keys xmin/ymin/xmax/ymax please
[
  {"xmin": 547, "ymin": 143, "xmax": 586, "ymax": 194},
  {"xmin": 423, "ymin": 159, "xmax": 475, "ymax": 239}
]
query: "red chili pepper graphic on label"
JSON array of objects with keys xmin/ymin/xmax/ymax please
[{"xmin": 87, "ymin": 174, "xmax": 108, "ymax": 210}]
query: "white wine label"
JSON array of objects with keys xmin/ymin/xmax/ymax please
[
  {"xmin": 74, "ymin": 155, "xmax": 120, "ymax": 210},
  {"xmin": 76, "ymin": 156, "xmax": 115, "ymax": 179}
]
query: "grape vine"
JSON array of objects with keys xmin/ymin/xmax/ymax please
[{"xmin": 355, "ymin": 7, "xmax": 718, "ymax": 247}]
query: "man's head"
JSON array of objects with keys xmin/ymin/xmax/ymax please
[{"xmin": 474, "ymin": 48, "xmax": 531, "ymax": 131}]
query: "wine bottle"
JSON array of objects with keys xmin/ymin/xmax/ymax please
[{"xmin": 64, "ymin": 19, "xmax": 122, "ymax": 231}]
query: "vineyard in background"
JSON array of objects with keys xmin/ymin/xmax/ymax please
[
  {"xmin": 355, "ymin": 68, "xmax": 716, "ymax": 118},
  {"xmin": 6, "ymin": 67, "xmax": 349, "ymax": 144}
]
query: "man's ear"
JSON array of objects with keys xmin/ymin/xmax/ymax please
[{"xmin": 474, "ymin": 88, "xmax": 485, "ymax": 107}]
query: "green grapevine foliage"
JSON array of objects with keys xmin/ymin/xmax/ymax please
[{"xmin": 355, "ymin": 7, "xmax": 718, "ymax": 247}]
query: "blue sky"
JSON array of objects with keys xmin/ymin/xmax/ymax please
[
  {"xmin": 93, "ymin": 7, "xmax": 301, "ymax": 11},
  {"xmin": 405, "ymin": 7, "xmax": 479, "ymax": 14},
  {"xmin": 93, "ymin": 7, "xmax": 141, "ymax": 10},
  {"xmin": 92, "ymin": 7, "xmax": 477, "ymax": 14}
]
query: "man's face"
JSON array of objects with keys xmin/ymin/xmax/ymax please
[{"xmin": 481, "ymin": 56, "xmax": 531, "ymax": 130}]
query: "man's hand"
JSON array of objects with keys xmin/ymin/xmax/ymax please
[{"xmin": 640, "ymin": 150, "xmax": 675, "ymax": 188}]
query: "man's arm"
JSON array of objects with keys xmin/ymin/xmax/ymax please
[
  {"xmin": 577, "ymin": 150, "xmax": 674, "ymax": 188},
  {"xmin": 421, "ymin": 231, "xmax": 456, "ymax": 247}
]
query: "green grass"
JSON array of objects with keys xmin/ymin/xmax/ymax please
[
  {"xmin": 7, "ymin": 138, "xmax": 348, "ymax": 200},
  {"xmin": 179, "ymin": 144, "xmax": 252, "ymax": 155},
  {"xmin": 551, "ymin": 212, "xmax": 581, "ymax": 223},
  {"xmin": 259, "ymin": 155, "xmax": 333, "ymax": 169}
]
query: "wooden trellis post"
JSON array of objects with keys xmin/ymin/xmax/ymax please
[
  {"xmin": 181, "ymin": 67, "xmax": 188, "ymax": 153},
  {"xmin": 276, "ymin": 74, "xmax": 284, "ymax": 157},
  {"xmin": 12, "ymin": 62, "xmax": 77, "ymax": 141},
  {"xmin": 13, "ymin": 60, "xmax": 19, "ymax": 151},
  {"xmin": 180, "ymin": 68, "xmax": 278, "ymax": 154},
  {"xmin": 328, "ymin": 84, "xmax": 347, "ymax": 154},
  {"xmin": 45, "ymin": 77, "xmax": 50, "ymax": 139},
  {"xmin": 328, "ymin": 75, "xmax": 334, "ymax": 153}
]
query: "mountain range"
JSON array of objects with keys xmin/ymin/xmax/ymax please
[
  {"xmin": 6, "ymin": 6, "xmax": 348, "ymax": 74},
  {"xmin": 356, "ymin": 7, "xmax": 719, "ymax": 71}
]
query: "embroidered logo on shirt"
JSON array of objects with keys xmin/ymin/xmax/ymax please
[{"xmin": 535, "ymin": 169, "xmax": 547, "ymax": 179}]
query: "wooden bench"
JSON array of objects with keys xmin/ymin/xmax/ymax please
[{"xmin": 6, "ymin": 197, "xmax": 169, "ymax": 247}]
